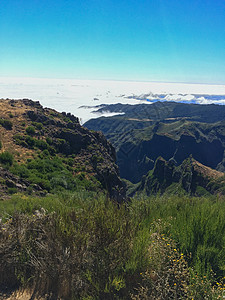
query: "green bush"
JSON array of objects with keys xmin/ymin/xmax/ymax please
[
  {"xmin": 46, "ymin": 137, "xmax": 53, "ymax": 145},
  {"xmin": 14, "ymin": 134, "xmax": 50, "ymax": 152},
  {"xmin": 13, "ymin": 134, "xmax": 24, "ymax": 144},
  {"xmin": 131, "ymin": 195, "xmax": 225, "ymax": 280},
  {"xmin": 10, "ymin": 163, "xmax": 30, "ymax": 178},
  {"xmin": 0, "ymin": 118, "xmax": 13, "ymax": 129},
  {"xmin": 35, "ymin": 139, "xmax": 48, "ymax": 150},
  {"xmin": 26, "ymin": 126, "xmax": 36, "ymax": 135},
  {"xmin": 32, "ymin": 122, "xmax": 43, "ymax": 130},
  {"xmin": 25, "ymin": 136, "xmax": 35, "ymax": 148},
  {"xmin": 0, "ymin": 151, "xmax": 14, "ymax": 166}
]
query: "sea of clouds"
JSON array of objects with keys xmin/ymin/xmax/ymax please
[{"xmin": 0, "ymin": 77, "xmax": 225, "ymax": 124}]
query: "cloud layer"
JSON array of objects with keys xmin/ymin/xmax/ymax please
[{"xmin": 0, "ymin": 77, "xmax": 225, "ymax": 123}]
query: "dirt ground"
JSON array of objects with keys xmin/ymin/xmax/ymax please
[{"xmin": 2, "ymin": 290, "xmax": 46, "ymax": 300}]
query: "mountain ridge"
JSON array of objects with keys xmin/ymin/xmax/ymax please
[
  {"xmin": 0, "ymin": 99, "xmax": 126, "ymax": 200},
  {"xmin": 131, "ymin": 156, "xmax": 225, "ymax": 197}
]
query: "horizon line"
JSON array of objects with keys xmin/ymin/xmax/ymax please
[{"xmin": 0, "ymin": 75, "xmax": 225, "ymax": 86}]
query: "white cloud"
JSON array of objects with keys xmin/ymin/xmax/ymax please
[
  {"xmin": 0, "ymin": 77, "xmax": 225, "ymax": 123},
  {"xmin": 164, "ymin": 94, "xmax": 196, "ymax": 102}
]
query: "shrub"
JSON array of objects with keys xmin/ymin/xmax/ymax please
[
  {"xmin": 0, "ymin": 118, "xmax": 13, "ymax": 130},
  {"xmin": 10, "ymin": 163, "xmax": 30, "ymax": 178},
  {"xmin": 130, "ymin": 195, "xmax": 225, "ymax": 281},
  {"xmin": 46, "ymin": 137, "xmax": 53, "ymax": 145},
  {"xmin": 13, "ymin": 134, "xmax": 24, "ymax": 145},
  {"xmin": 25, "ymin": 136, "xmax": 35, "ymax": 148},
  {"xmin": 32, "ymin": 122, "xmax": 43, "ymax": 130},
  {"xmin": 131, "ymin": 231, "xmax": 189, "ymax": 299},
  {"xmin": 0, "ymin": 197, "xmax": 134, "ymax": 299},
  {"xmin": 26, "ymin": 126, "xmax": 36, "ymax": 135},
  {"xmin": 92, "ymin": 154, "xmax": 104, "ymax": 164},
  {"xmin": 0, "ymin": 151, "xmax": 14, "ymax": 166},
  {"xmin": 35, "ymin": 139, "xmax": 48, "ymax": 150},
  {"xmin": 0, "ymin": 140, "xmax": 2, "ymax": 149}
]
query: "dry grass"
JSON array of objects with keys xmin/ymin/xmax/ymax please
[
  {"xmin": 193, "ymin": 160, "xmax": 224, "ymax": 180},
  {"xmin": 0, "ymin": 99, "xmax": 35, "ymax": 162}
]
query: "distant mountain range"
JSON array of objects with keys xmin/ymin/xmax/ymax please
[
  {"xmin": 85, "ymin": 101, "xmax": 225, "ymax": 194},
  {"xmin": 86, "ymin": 101, "xmax": 225, "ymax": 125}
]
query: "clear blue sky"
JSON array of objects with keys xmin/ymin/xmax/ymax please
[{"xmin": 0, "ymin": 0, "xmax": 225, "ymax": 84}]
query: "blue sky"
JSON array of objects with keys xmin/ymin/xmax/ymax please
[{"xmin": 0, "ymin": 0, "xmax": 225, "ymax": 84}]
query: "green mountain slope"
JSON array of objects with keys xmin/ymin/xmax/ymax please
[{"xmin": 0, "ymin": 99, "xmax": 125, "ymax": 200}]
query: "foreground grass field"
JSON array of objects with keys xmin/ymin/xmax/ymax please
[{"xmin": 1, "ymin": 192, "xmax": 225, "ymax": 299}]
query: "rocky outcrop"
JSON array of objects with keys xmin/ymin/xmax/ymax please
[{"xmin": 135, "ymin": 156, "xmax": 224, "ymax": 196}]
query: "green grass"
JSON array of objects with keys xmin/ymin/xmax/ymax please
[
  {"xmin": 8, "ymin": 155, "xmax": 100, "ymax": 193},
  {"xmin": 1, "ymin": 192, "xmax": 225, "ymax": 299},
  {"xmin": 130, "ymin": 194, "xmax": 225, "ymax": 279}
]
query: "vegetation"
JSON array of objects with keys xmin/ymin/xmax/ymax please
[
  {"xmin": 1, "ymin": 193, "xmax": 225, "ymax": 299},
  {"xmin": 26, "ymin": 125, "xmax": 36, "ymax": 135},
  {"xmin": 0, "ymin": 118, "xmax": 13, "ymax": 130},
  {"xmin": 2, "ymin": 99, "xmax": 225, "ymax": 299},
  {"xmin": 0, "ymin": 99, "xmax": 124, "ymax": 201},
  {"xmin": 6, "ymin": 155, "xmax": 100, "ymax": 193},
  {"xmin": 0, "ymin": 151, "xmax": 14, "ymax": 167},
  {"xmin": 32, "ymin": 122, "xmax": 43, "ymax": 130}
]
